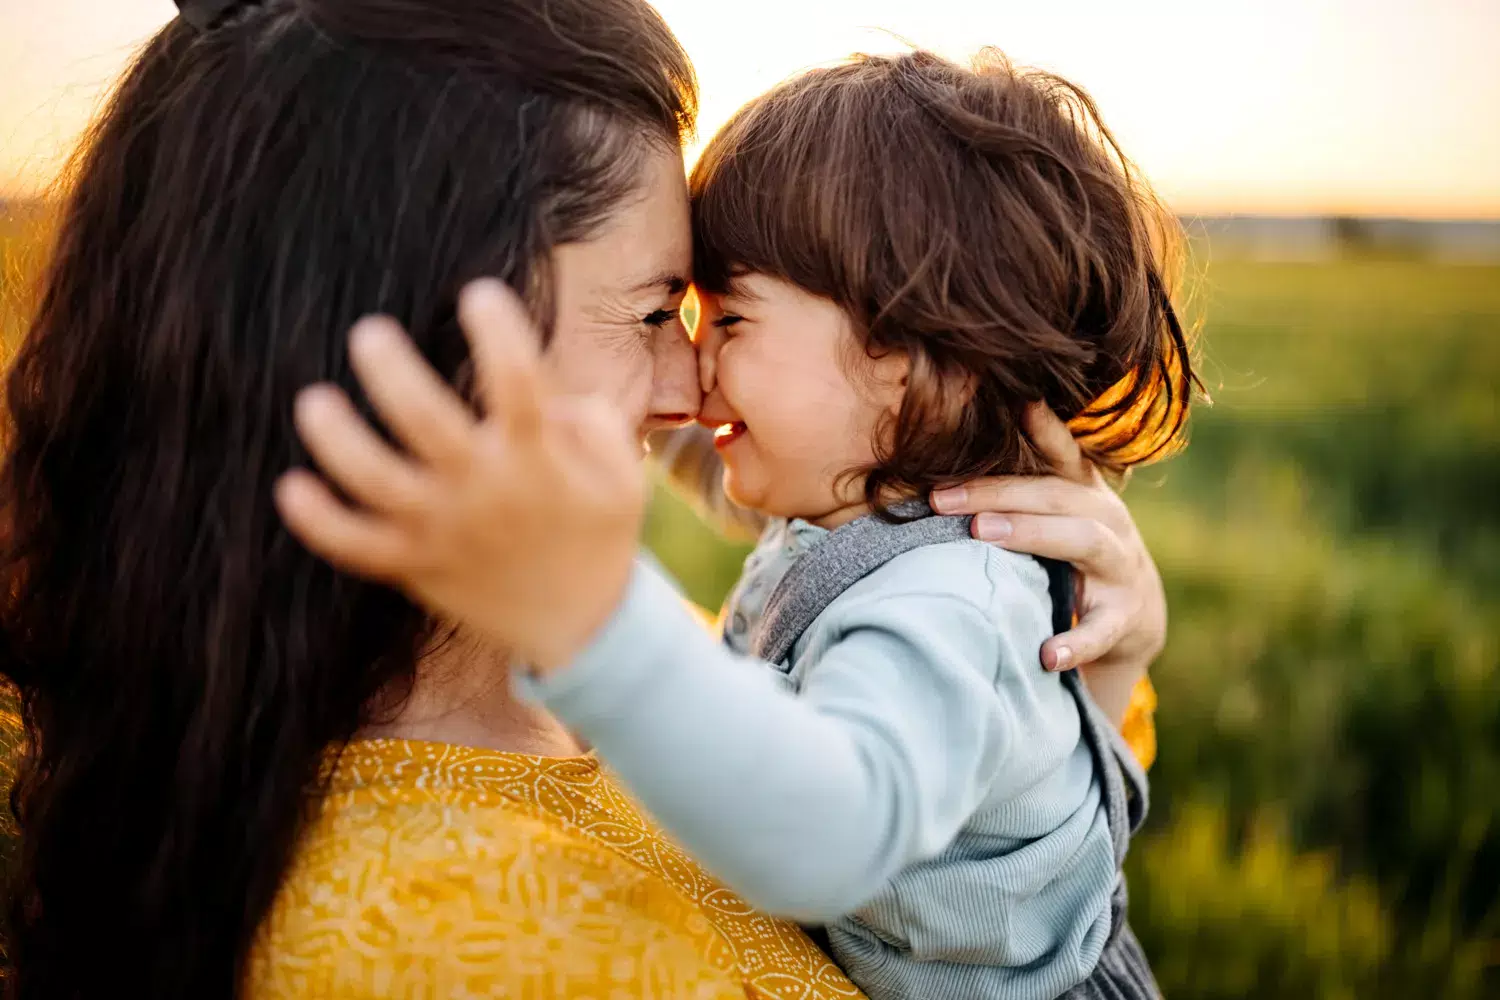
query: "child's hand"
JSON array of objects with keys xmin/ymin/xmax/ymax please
[{"xmin": 274, "ymin": 279, "xmax": 646, "ymax": 672}]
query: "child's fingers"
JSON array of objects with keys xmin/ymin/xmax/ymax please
[
  {"xmin": 1040, "ymin": 608, "xmax": 1131, "ymax": 672},
  {"xmin": 348, "ymin": 316, "xmax": 476, "ymax": 471},
  {"xmin": 1021, "ymin": 402, "xmax": 1093, "ymax": 485},
  {"xmin": 971, "ymin": 512, "xmax": 1129, "ymax": 582},
  {"xmin": 293, "ymin": 385, "xmax": 432, "ymax": 515},
  {"xmin": 274, "ymin": 469, "xmax": 419, "ymax": 579},
  {"xmin": 457, "ymin": 279, "xmax": 544, "ymax": 434}
]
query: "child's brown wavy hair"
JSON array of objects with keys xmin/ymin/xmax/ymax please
[{"xmin": 691, "ymin": 49, "xmax": 1201, "ymax": 509}]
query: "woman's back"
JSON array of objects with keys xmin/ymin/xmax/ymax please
[{"xmin": 249, "ymin": 739, "xmax": 863, "ymax": 1000}]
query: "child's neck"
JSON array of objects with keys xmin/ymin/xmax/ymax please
[
  {"xmin": 795, "ymin": 487, "xmax": 929, "ymax": 531},
  {"xmin": 806, "ymin": 502, "xmax": 870, "ymax": 531}
]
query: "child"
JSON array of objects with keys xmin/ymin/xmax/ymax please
[{"xmin": 288, "ymin": 49, "xmax": 1195, "ymax": 1000}]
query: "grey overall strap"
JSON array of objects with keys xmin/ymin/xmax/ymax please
[
  {"xmin": 752, "ymin": 500, "xmax": 967, "ymax": 664},
  {"xmin": 750, "ymin": 501, "xmax": 1147, "ymax": 873}
]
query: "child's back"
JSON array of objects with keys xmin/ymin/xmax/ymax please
[{"xmin": 725, "ymin": 512, "xmax": 1123, "ymax": 997}]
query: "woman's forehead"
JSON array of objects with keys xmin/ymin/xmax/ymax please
[{"xmin": 570, "ymin": 147, "xmax": 692, "ymax": 298}]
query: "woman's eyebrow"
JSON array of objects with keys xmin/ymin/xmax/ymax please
[{"xmin": 628, "ymin": 271, "xmax": 689, "ymax": 296}]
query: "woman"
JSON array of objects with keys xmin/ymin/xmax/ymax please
[{"xmin": 0, "ymin": 0, "xmax": 1163, "ymax": 997}]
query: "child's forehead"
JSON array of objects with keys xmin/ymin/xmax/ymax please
[{"xmin": 714, "ymin": 269, "xmax": 770, "ymax": 300}]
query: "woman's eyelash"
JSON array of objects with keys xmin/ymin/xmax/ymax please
[{"xmin": 642, "ymin": 307, "xmax": 680, "ymax": 328}]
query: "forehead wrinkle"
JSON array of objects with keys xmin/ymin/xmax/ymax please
[{"xmin": 628, "ymin": 270, "xmax": 689, "ymax": 296}]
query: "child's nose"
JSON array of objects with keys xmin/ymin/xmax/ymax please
[
  {"xmin": 695, "ymin": 327, "xmax": 720, "ymax": 395},
  {"xmin": 696, "ymin": 388, "xmax": 738, "ymax": 429}
]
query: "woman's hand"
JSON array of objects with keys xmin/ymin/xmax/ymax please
[
  {"xmin": 931, "ymin": 403, "xmax": 1165, "ymax": 724},
  {"xmin": 275, "ymin": 279, "xmax": 645, "ymax": 672}
]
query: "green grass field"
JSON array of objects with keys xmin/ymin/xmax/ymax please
[{"xmin": 2, "ymin": 201, "xmax": 1496, "ymax": 995}]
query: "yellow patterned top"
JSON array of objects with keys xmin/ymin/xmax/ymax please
[
  {"xmin": 246, "ymin": 739, "xmax": 865, "ymax": 999},
  {"xmin": 1122, "ymin": 676, "xmax": 1158, "ymax": 772}
]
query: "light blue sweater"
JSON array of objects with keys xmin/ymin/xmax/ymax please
[{"xmin": 519, "ymin": 519, "xmax": 1117, "ymax": 1000}]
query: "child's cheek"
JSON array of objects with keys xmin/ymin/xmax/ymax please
[{"xmin": 724, "ymin": 342, "xmax": 775, "ymax": 421}]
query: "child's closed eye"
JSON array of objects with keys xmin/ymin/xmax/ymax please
[{"xmin": 712, "ymin": 314, "xmax": 745, "ymax": 334}]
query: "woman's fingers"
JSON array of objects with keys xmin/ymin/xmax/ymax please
[
  {"xmin": 457, "ymin": 278, "xmax": 544, "ymax": 433},
  {"xmin": 293, "ymin": 385, "xmax": 432, "ymax": 515},
  {"xmin": 972, "ymin": 512, "xmax": 1129, "ymax": 580},
  {"xmin": 1041, "ymin": 608, "xmax": 1132, "ymax": 672},
  {"xmin": 1021, "ymin": 402, "xmax": 1092, "ymax": 484},
  {"xmin": 934, "ymin": 475, "xmax": 1117, "ymax": 526},
  {"xmin": 274, "ymin": 469, "xmax": 417, "ymax": 579},
  {"xmin": 348, "ymin": 315, "xmax": 476, "ymax": 470}
]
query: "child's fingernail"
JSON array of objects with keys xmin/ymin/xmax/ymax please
[
  {"xmin": 1050, "ymin": 646, "xmax": 1073, "ymax": 671},
  {"xmin": 975, "ymin": 514, "xmax": 1012, "ymax": 540},
  {"xmin": 294, "ymin": 384, "xmax": 340, "ymax": 421},
  {"xmin": 350, "ymin": 315, "xmax": 392, "ymax": 347},
  {"xmin": 932, "ymin": 487, "xmax": 967, "ymax": 512}
]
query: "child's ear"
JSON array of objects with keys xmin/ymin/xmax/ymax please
[{"xmin": 869, "ymin": 347, "xmax": 911, "ymax": 414}]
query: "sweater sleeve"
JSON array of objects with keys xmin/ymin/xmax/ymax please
[{"xmin": 515, "ymin": 558, "xmax": 1012, "ymax": 922}]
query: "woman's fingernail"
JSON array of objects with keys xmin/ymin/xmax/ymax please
[
  {"xmin": 975, "ymin": 513, "xmax": 1012, "ymax": 540},
  {"xmin": 932, "ymin": 487, "xmax": 967, "ymax": 513},
  {"xmin": 1050, "ymin": 646, "xmax": 1073, "ymax": 671}
]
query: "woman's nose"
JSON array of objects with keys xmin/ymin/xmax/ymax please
[{"xmin": 643, "ymin": 321, "xmax": 701, "ymax": 432}]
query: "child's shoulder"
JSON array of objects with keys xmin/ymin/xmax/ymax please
[{"xmin": 839, "ymin": 536, "xmax": 1050, "ymax": 616}]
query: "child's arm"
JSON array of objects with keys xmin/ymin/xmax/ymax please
[{"xmin": 516, "ymin": 558, "xmax": 1012, "ymax": 923}]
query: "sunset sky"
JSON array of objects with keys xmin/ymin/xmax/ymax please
[{"xmin": 2, "ymin": 0, "xmax": 1497, "ymax": 217}]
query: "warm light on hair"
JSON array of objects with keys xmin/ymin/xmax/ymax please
[{"xmin": 692, "ymin": 48, "xmax": 1204, "ymax": 509}]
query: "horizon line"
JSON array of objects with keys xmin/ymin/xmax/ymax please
[{"xmin": 2, "ymin": 192, "xmax": 1498, "ymax": 226}]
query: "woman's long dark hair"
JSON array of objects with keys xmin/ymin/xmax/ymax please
[{"xmin": 0, "ymin": 1, "xmax": 695, "ymax": 996}]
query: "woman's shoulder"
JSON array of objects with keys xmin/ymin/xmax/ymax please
[
  {"xmin": 250, "ymin": 793, "xmax": 743, "ymax": 999},
  {"xmin": 248, "ymin": 740, "xmax": 741, "ymax": 998},
  {"xmin": 247, "ymin": 739, "xmax": 863, "ymax": 1000}
]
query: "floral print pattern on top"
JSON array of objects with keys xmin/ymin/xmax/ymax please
[{"xmin": 247, "ymin": 738, "xmax": 864, "ymax": 1000}]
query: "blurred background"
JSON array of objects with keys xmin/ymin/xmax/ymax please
[{"xmin": 3, "ymin": 0, "xmax": 1497, "ymax": 996}]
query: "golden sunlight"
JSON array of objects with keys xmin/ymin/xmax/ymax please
[{"xmin": 3, "ymin": 0, "xmax": 1498, "ymax": 217}]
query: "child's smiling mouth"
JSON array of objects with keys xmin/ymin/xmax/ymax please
[{"xmin": 712, "ymin": 422, "xmax": 748, "ymax": 450}]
